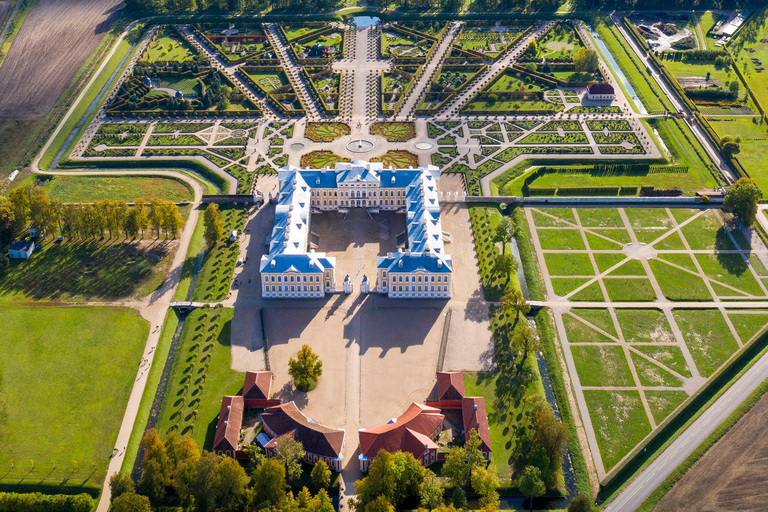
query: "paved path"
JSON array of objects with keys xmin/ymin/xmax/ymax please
[
  {"xmin": 603, "ymin": 348, "xmax": 768, "ymax": 512},
  {"xmin": 437, "ymin": 21, "xmax": 553, "ymax": 117},
  {"xmin": 396, "ymin": 22, "xmax": 462, "ymax": 118},
  {"xmin": 264, "ymin": 23, "xmax": 322, "ymax": 119}
]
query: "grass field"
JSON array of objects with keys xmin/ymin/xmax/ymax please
[
  {"xmin": 0, "ymin": 306, "xmax": 148, "ymax": 494},
  {"xmin": 708, "ymin": 116, "xmax": 768, "ymax": 190},
  {"xmin": 674, "ymin": 309, "xmax": 740, "ymax": 377},
  {"xmin": 153, "ymin": 307, "xmax": 242, "ymax": 450},
  {"xmin": 0, "ymin": 237, "xmax": 177, "ymax": 302},
  {"xmin": 733, "ymin": 13, "xmax": 768, "ymax": 111},
  {"xmin": 143, "ymin": 28, "xmax": 196, "ymax": 63},
  {"xmin": 191, "ymin": 205, "xmax": 248, "ymax": 302},
  {"xmin": 40, "ymin": 175, "xmax": 193, "ymax": 203}
]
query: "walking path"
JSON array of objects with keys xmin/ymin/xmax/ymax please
[
  {"xmin": 396, "ymin": 22, "xmax": 462, "ymax": 118},
  {"xmin": 437, "ymin": 21, "xmax": 554, "ymax": 117},
  {"xmin": 264, "ymin": 23, "xmax": 322, "ymax": 119}
]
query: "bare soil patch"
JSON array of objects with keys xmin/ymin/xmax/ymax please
[
  {"xmin": 0, "ymin": 0, "xmax": 123, "ymax": 119},
  {"xmin": 656, "ymin": 392, "xmax": 768, "ymax": 512}
]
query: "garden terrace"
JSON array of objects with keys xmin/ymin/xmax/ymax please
[
  {"xmin": 418, "ymin": 64, "xmax": 486, "ymax": 114},
  {"xmin": 370, "ymin": 121, "xmax": 416, "ymax": 142},
  {"xmin": 300, "ymin": 150, "xmax": 349, "ymax": 168},
  {"xmin": 240, "ymin": 66, "xmax": 304, "ymax": 116},
  {"xmin": 192, "ymin": 23, "xmax": 274, "ymax": 65},
  {"xmin": 107, "ymin": 68, "xmax": 259, "ymax": 116},
  {"xmin": 456, "ymin": 21, "xmax": 529, "ymax": 60},
  {"xmin": 305, "ymin": 122, "xmax": 350, "ymax": 142},
  {"xmin": 303, "ymin": 67, "xmax": 342, "ymax": 115},
  {"xmin": 141, "ymin": 26, "xmax": 200, "ymax": 65},
  {"xmin": 281, "ymin": 24, "xmax": 344, "ymax": 63},
  {"xmin": 380, "ymin": 66, "xmax": 418, "ymax": 114},
  {"xmin": 523, "ymin": 20, "xmax": 585, "ymax": 62},
  {"xmin": 380, "ymin": 25, "xmax": 435, "ymax": 63},
  {"xmin": 370, "ymin": 149, "xmax": 420, "ymax": 168}
]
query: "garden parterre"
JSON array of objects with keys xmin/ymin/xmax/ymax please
[{"xmin": 527, "ymin": 206, "xmax": 768, "ymax": 477}]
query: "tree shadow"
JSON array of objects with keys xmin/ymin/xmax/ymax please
[{"xmin": 714, "ymin": 227, "xmax": 749, "ymax": 277}]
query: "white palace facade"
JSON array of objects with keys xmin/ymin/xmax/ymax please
[{"xmin": 259, "ymin": 161, "xmax": 453, "ymax": 299}]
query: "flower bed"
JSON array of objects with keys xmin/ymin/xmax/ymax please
[
  {"xmin": 305, "ymin": 122, "xmax": 350, "ymax": 142},
  {"xmin": 370, "ymin": 121, "xmax": 416, "ymax": 142}
]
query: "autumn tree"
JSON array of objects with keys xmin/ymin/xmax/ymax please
[
  {"xmin": 419, "ymin": 471, "xmax": 444, "ymax": 510},
  {"xmin": 274, "ymin": 435, "xmax": 305, "ymax": 483},
  {"xmin": 138, "ymin": 429, "xmax": 171, "ymax": 504},
  {"xmin": 471, "ymin": 465, "xmax": 500, "ymax": 508},
  {"xmin": 724, "ymin": 177, "xmax": 762, "ymax": 226},
  {"xmin": 162, "ymin": 201, "xmax": 183, "ymax": 238},
  {"xmin": 289, "ymin": 344, "xmax": 324, "ymax": 391},
  {"xmin": 166, "ymin": 432, "xmax": 200, "ymax": 508},
  {"xmin": 109, "ymin": 471, "xmax": 135, "ymax": 501},
  {"xmin": 110, "ymin": 492, "xmax": 152, "ymax": 512},
  {"xmin": 249, "ymin": 458, "xmax": 288, "ymax": 509},
  {"xmin": 311, "ymin": 459, "xmax": 332, "ymax": 490},
  {"xmin": 192, "ymin": 452, "xmax": 248, "ymax": 512},
  {"xmin": 573, "ymin": 48, "xmax": 599, "ymax": 73},
  {"xmin": 442, "ymin": 429, "xmax": 485, "ymax": 488},
  {"xmin": 204, "ymin": 203, "xmax": 224, "ymax": 246}
]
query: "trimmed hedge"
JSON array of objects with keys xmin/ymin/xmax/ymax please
[{"xmin": 0, "ymin": 492, "xmax": 95, "ymax": 512}]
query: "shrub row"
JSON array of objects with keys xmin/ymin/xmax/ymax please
[{"xmin": 0, "ymin": 493, "xmax": 95, "ymax": 512}]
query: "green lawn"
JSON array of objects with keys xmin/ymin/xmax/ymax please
[
  {"xmin": 583, "ymin": 390, "xmax": 651, "ymax": 471},
  {"xmin": 0, "ymin": 237, "xmax": 177, "ymax": 303},
  {"xmin": 630, "ymin": 353, "xmax": 683, "ymax": 387},
  {"xmin": 708, "ymin": 116, "xmax": 768, "ymax": 191},
  {"xmin": 191, "ymin": 205, "xmax": 248, "ymax": 302},
  {"xmin": 571, "ymin": 308, "xmax": 617, "ymax": 336},
  {"xmin": 727, "ymin": 311, "xmax": 768, "ymax": 344},
  {"xmin": 615, "ymin": 309, "xmax": 675, "ymax": 344},
  {"xmin": 41, "ymin": 175, "xmax": 193, "ymax": 203},
  {"xmin": 468, "ymin": 206, "xmax": 521, "ymax": 301},
  {"xmin": 733, "ymin": 14, "xmax": 768, "ymax": 111},
  {"xmin": 576, "ymin": 208, "xmax": 626, "ymax": 228},
  {"xmin": 697, "ymin": 12, "xmax": 719, "ymax": 51},
  {"xmin": 463, "ymin": 370, "xmax": 544, "ymax": 485},
  {"xmin": 154, "ymin": 307, "xmax": 242, "ymax": 450},
  {"xmin": 662, "ymin": 58, "xmax": 747, "ymax": 102},
  {"xmin": 174, "ymin": 210, "xmax": 206, "ymax": 302},
  {"xmin": 143, "ymin": 28, "xmax": 197, "ymax": 63},
  {"xmin": 695, "ymin": 253, "xmax": 763, "ymax": 296},
  {"xmin": 563, "ymin": 313, "xmax": 615, "ymax": 343},
  {"xmin": 544, "ymin": 252, "xmax": 593, "ymax": 276},
  {"xmin": 624, "ymin": 208, "xmax": 674, "ymax": 230},
  {"xmin": 679, "ymin": 210, "xmax": 734, "ymax": 251},
  {"xmin": 673, "ymin": 309, "xmax": 740, "ymax": 377},
  {"xmin": 537, "ymin": 228, "xmax": 586, "ymax": 250},
  {"xmin": 0, "ymin": 306, "xmax": 148, "ymax": 494},
  {"xmin": 645, "ymin": 390, "xmax": 689, "ymax": 425},
  {"xmin": 650, "ymin": 260, "xmax": 712, "ymax": 301},
  {"xmin": 572, "ymin": 345, "xmax": 634, "ymax": 387},
  {"xmin": 644, "ymin": 118, "xmax": 717, "ymax": 190},
  {"xmin": 603, "ymin": 277, "xmax": 657, "ymax": 302},
  {"xmin": 632, "ymin": 344, "xmax": 691, "ymax": 377}
]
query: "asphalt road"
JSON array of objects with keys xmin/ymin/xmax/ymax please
[{"xmin": 603, "ymin": 349, "xmax": 768, "ymax": 512}]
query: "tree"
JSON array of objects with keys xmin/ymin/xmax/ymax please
[
  {"xmin": 419, "ymin": 471, "xmax": 444, "ymax": 510},
  {"xmin": 532, "ymin": 403, "xmax": 569, "ymax": 479},
  {"xmin": 148, "ymin": 200, "xmax": 163, "ymax": 237},
  {"xmin": 527, "ymin": 444, "xmax": 551, "ymax": 487},
  {"xmin": 518, "ymin": 465, "xmax": 545, "ymax": 512},
  {"xmin": 525, "ymin": 62, "xmax": 537, "ymax": 72},
  {"xmin": 492, "ymin": 253, "xmax": 518, "ymax": 284},
  {"xmin": 0, "ymin": 204, "xmax": 16, "ymax": 245},
  {"xmin": 721, "ymin": 135, "xmax": 741, "ymax": 157},
  {"xmin": 729, "ymin": 79, "xmax": 740, "ymax": 94},
  {"xmin": 724, "ymin": 177, "xmax": 762, "ymax": 226},
  {"xmin": 392, "ymin": 451, "xmax": 427, "ymax": 505},
  {"xmin": 442, "ymin": 429, "xmax": 485, "ymax": 488},
  {"xmin": 138, "ymin": 429, "xmax": 171, "ymax": 504},
  {"xmin": 502, "ymin": 289, "xmax": 530, "ymax": 323},
  {"xmin": 510, "ymin": 324, "xmax": 541, "ymax": 370},
  {"xmin": 110, "ymin": 492, "xmax": 152, "ymax": 512},
  {"xmin": 365, "ymin": 495, "xmax": 396, "ymax": 512},
  {"xmin": 567, "ymin": 494, "xmax": 594, "ymax": 512},
  {"xmin": 204, "ymin": 203, "xmax": 224, "ymax": 246},
  {"xmin": 492, "ymin": 217, "xmax": 515, "ymax": 255},
  {"xmin": 311, "ymin": 459, "xmax": 332, "ymax": 490},
  {"xmin": 215, "ymin": 456, "xmax": 249, "ymax": 511},
  {"xmin": 471, "ymin": 466, "xmax": 499, "ymax": 508},
  {"xmin": 573, "ymin": 48, "xmax": 599, "ymax": 73},
  {"xmin": 289, "ymin": 344, "xmax": 324, "ymax": 391},
  {"xmin": 353, "ymin": 450, "xmax": 396, "ymax": 510},
  {"xmin": 274, "ymin": 435, "xmax": 305, "ymax": 483},
  {"xmin": 166, "ymin": 433, "xmax": 200, "ymax": 507},
  {"xmin": 243, "ymin": 443, "xmax": 265, "ymax": 476},
  {"xmin": 451, "ymin": 487, "xmax": 468, "ymax": 510},
  {"xmin": 162, "ymin": 201, "xmax": 183, "ymax": 238},
  {"xmin": 250, "ymin": 458, "xmax": 288, "ymax": 509},
  {"xmin": 109, "ymin": 471, "xmax": 135, "ymax": 501}
]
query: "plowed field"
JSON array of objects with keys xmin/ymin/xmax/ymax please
[
  {"xmin": 0, "ymin": 0, "xmax": 123, "ymax": 119},
  {"xmin": 656, "ymin": 392, "xmax": 768, "ymax": 511}
]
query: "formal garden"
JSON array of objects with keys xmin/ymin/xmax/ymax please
[
  {"xmin": 526, "ymin": 206, "xmax": 768, "ymax": 474},
  {"xmin": 305, "ymin": 121, "xmax": 350, "ymax": 142}
]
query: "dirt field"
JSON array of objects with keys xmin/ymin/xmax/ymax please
[
  {"xmin": 0, "ymin": 0, "xmax": 123, "ymax": 119},
  {"xmin": 656, "ymin": 392, "xmax": 768, "ymax": 512}
]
